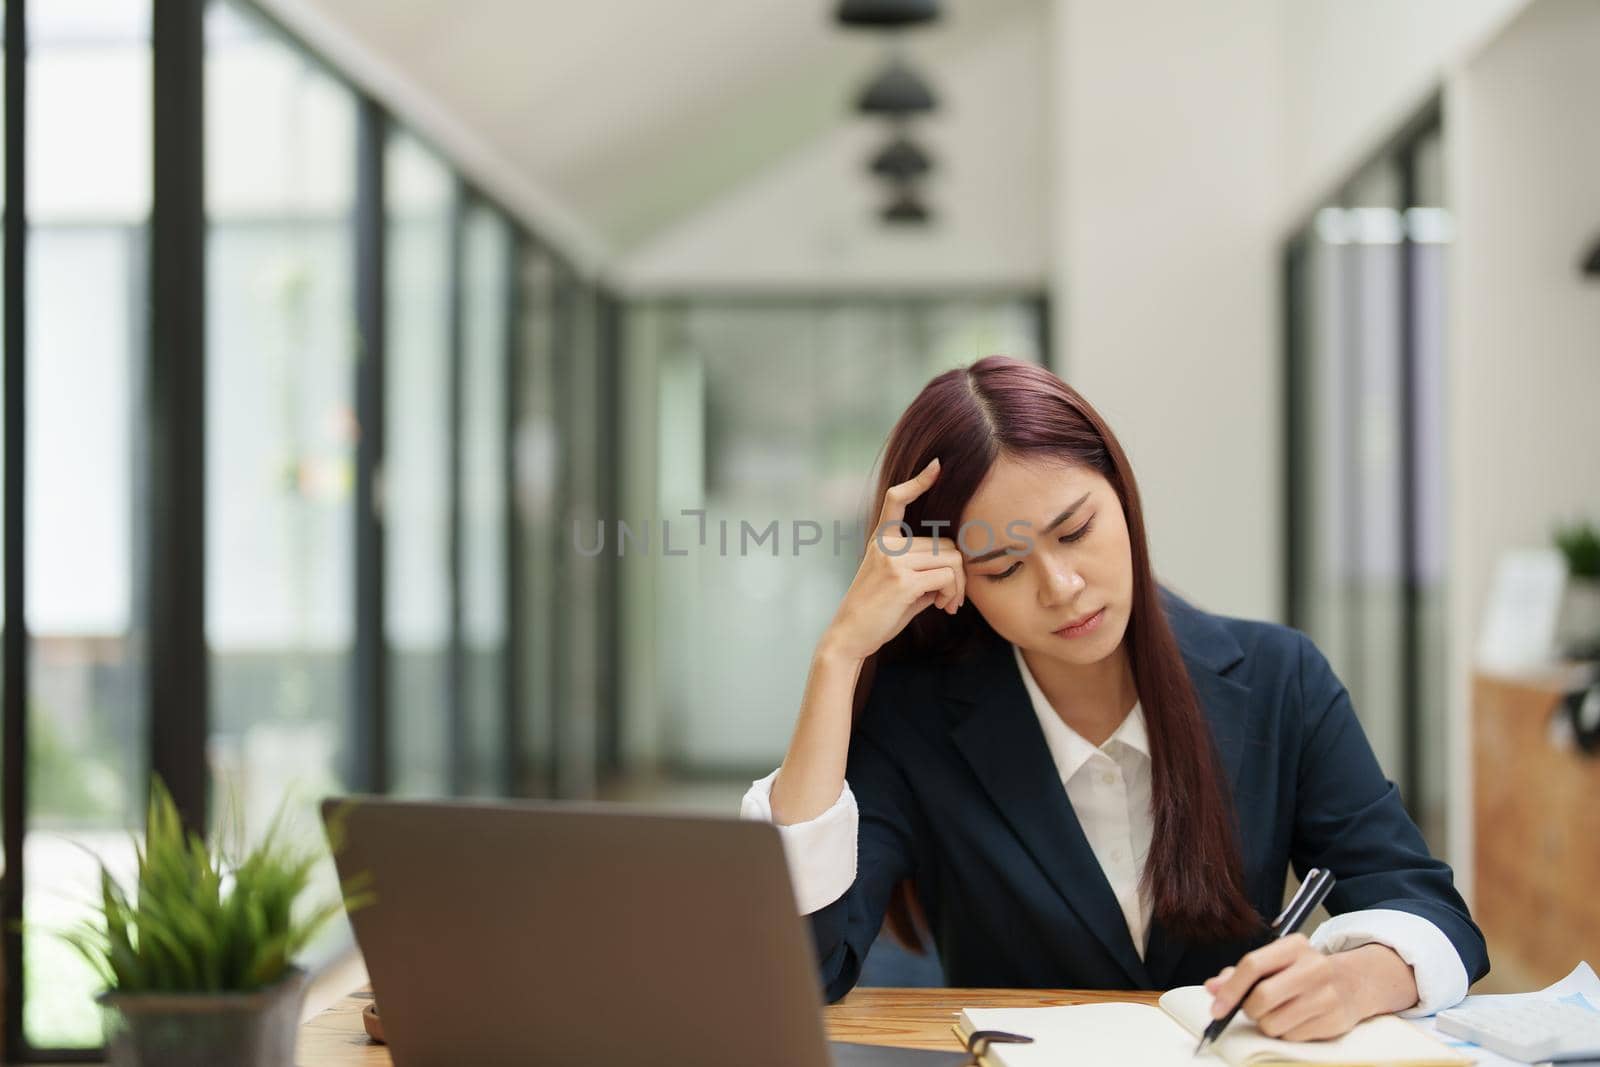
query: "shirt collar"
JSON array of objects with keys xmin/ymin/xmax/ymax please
[{"xmin": 1012, "ymin": 643, "xmax": 1149, "ymax": 782}]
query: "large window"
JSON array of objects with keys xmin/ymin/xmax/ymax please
[
  {"xmin": 515, "ymin": 245, "xmax": 560, "ymax": 796},
  {"xmin": 1285, "ymin": 112, "xmax": 1449, "ymax": 845},
  {"xmin": 623, "ymin": 298, "xmax": 1046, "ymax": 773},
  {"xmin": 385, "ymin": 132, "xmax": 452, "ymax": 796},
  {"xmin": 0, "ymin": 0, "xmax": 616, "ymax": 1058},
  {"xmin": 23, "ymin": 0, "xmax": 150, "ymax": 1048},
  {"xmin": 459, "ymin": 201, "xmax": 511, "ymax": 794},
  {"xmin": 204, "ymin": 0, "xmax": 357, "ymax": 975}
]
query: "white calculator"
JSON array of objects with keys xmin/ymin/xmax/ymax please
[{"xmin": 1436, "ymin": 999, "xmax": 1600, "ymax": 1062}]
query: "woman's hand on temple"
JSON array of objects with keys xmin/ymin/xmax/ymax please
[{"xmin": 821, "ymin": 457, "xmax": 966, "ymax": 663}]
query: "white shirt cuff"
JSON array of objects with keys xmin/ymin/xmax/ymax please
[
  {"xmin": 740, "ymin": 769, "xmax": 859, "ymax": 915},
  {"xmin": 1309, "ymin": 907, "xmax": 1469, "ymax": 1017}
]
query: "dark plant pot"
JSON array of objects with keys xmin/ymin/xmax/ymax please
[{"xmin": 96, "ymin": 967, "xmax": 309, "ymax": 1067}]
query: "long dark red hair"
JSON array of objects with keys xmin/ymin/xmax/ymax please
[{"xmin": 857, "ymin": 355, "xmax": 1260, "ymax": 949}]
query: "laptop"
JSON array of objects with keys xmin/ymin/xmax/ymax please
[{"xmin": 320, "ymin": 796, "xmax": 965, "ymax": 1067}]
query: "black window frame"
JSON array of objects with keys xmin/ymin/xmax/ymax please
[{"xmin": 1281, "ymin": 96, "xmax": 1443, "ymax": 824}]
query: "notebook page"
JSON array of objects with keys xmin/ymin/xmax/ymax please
[
  {"xmin": 957, "ymin": 1002, "xmax": 1226, "ymax": 1067},
  {"xmin": 1158, "ymin": 986, "xmax": 1471, "ymax": 1067}
]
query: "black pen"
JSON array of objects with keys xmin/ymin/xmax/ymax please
[{"xmin": 1193, "ymin": 867, "xmax": 1338, "ymax": 1057}]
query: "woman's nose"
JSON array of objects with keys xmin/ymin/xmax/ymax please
[{"xmin": 1040, "ymin": 560, "xmax": 1084, "ymax": 604}]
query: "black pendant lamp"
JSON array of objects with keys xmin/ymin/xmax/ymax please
[
  {"xmin": 870, "ymin": 135, "xmax": 933, "ymax": 181},
  {"xmin": 882, "ymin": 188, "xmax": 930, "ymax": 225},
  {"xmin": 836, "ymin": 0, "xmax": 941, "ymax": 28},
  {"xmin": 856, "ymin": 58, "xmax": 937, "ymax": 115}
]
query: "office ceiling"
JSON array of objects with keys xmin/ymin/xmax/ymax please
[{"xmin": 278, "ymin": 0, "xmax": 1044, "ymax": 255}]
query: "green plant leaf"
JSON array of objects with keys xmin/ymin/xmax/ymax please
[
  {"xmin": 46, "ymin": 773, "xmax": 368, "ymax": 996},
  {"xmin": 1556, "ymin": 520, "xmax": 1600, "ymax": 578}
]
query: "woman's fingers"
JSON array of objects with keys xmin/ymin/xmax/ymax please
[
  {"xmin": 1250, "ymin": 957, "xmax": 1344, "ymax": 1038},
  {"xmin": 870, "ymin": 534, "xmax": 964, "ymax": 613},
  {"xmin": 1209, "ymin": 936, "xmax": 1309, "ymax": 1018},
  {"xmin": 1242, "ymin": 960, "xmax": 1312, "ymax": 1023},
  {"xmin": 898, "ymin": 539, "xmax": 962, "ymax": 567},
  {"xmin": 903, "ymin": 555, "xmax": 964, "ymax": 613},
  {"xmin": 872, "ymin": 535, "xmax": 959, "ymax": 562},
  {"xmin": 904, "ymin": 565, "xmax": 962, "ymax": 614},
  {"xmin": 1205, "ymin": 967, "xmax": 1235, "ymax": 992},
  {"xmin": 876, "ymin": 457, "xmax": 940, "ymax": 531},
  {"xmin": 1253, "ymin": 988, "xmax": 1323, "ymax": 1039},
  {"xmin": 891, "ymin": 591, "xmax": 941, "ymax": 635},
  {"xmin": 946, "ymin": 551, "xmax": 966, "ymax": 611},
  {"xmin": 1206, "ymin": 939, "xmax": 1363, "ymax": 1041}
]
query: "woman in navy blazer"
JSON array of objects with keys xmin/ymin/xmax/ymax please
[{"xmin": 756, "ymin": 356, "xmax": 1487, "ymax": 1041}]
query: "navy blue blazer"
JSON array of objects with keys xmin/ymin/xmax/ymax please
[{"xmin": 809, "ymin": 589, "xmax": 1488, "ymax": 1002}]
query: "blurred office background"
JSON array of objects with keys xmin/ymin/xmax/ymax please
[{"xmin": 5, "ymin": 0, "xmax": 1599, "ymax": 1058}]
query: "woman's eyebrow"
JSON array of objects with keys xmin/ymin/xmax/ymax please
[{"xmin": 966, "ymin": 491, "xmax": 1091, "ymax": 564}]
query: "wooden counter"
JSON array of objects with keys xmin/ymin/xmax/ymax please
[{"xmin": 1473, "ymin": 669, "xmax": 1600, "ymax": 989}]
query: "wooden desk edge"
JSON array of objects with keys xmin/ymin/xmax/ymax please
[{"xmin": 297, "ymin": 985, "xmax": 1166, "ymax": 1064}]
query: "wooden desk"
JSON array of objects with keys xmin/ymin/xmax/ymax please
[{"xmin": 297, "ymin": 985, "xmax": 1163, "ymax": 1065}]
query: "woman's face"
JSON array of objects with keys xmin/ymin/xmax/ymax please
[{"xmin": 957, "ymin": 454, "xmax": 1134, "ymax": 668}]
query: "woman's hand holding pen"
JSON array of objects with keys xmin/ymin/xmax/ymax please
[
  {"xmin": 1203, "ymin": 936, "xmax": 1419, "ymax": 1042},
  {"xmin": 820, "ymin": 457, "xmax": 966, "ymax": 663}
]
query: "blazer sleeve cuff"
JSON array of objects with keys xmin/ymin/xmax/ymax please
[
  {"xmin": 1309, "ymin": 907, "xmax": 1469, "ymax": 1017},
  {"xmin": 740, "ymin": 769, "xmax": 859, "ymax": 916}
]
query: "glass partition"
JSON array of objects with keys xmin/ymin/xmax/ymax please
[
  {"xmin": 2, "ymin": 0, "xmax": 608, "ymax": 1058},
  {"xmin": 204, "ymin": 0, "xmax": 358, "ymax": 973},
  {"xmin": 459, "ymin": 201, "xmax": 511, "ymax": 794},
  {"xmin": 1285, "ymin": 112, "xmax": 1450, "ymax": 845},
  {"xmin": 23, "ymin": 0, "xmax": 151, "ymax": 1046},
  {"xmin": 385, "ymin": 131, "xmax": 453, "ymax": 796},
  {"xmin": 626, "ymin": 298, "xmax": 1045, "ymax": 773},
  {"xmin": 515, "ymin": 245, "xmax": 560, "ymax": 796}
]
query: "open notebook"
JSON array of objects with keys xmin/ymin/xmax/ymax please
[{"xmin": 956, "ymin": 986, "xmax": 1470, "ymax": 1067}]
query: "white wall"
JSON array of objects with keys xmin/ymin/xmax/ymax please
[
  {"xmin": 1444, "ymin": 0, "xmax": 1600, "ymax": 896},
  {"xmin": 1279, "ymin": 0, "xmax": 1528, "ymax": 226},
  {"xmin": 1052, "ymin": 0, "xmax": 1285, "ymax": 622},
  {"xmin": 617, "ymin": 3, "xmax": 1050, "ymax": 292},
  {"xmin": 1043, "ymin": 0, "xmax": 1545, "ymax": 632}
]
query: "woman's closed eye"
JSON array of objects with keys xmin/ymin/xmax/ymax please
[{"xmin": 984, "ymin": 517, "xmax": 1094, "ymax": 581}]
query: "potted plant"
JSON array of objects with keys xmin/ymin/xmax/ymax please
[
  {"xmin": 1555, "ymin": 520, "xmax": 1600, "ymax": 657},
  {"xmin": 58, "ymin": 779, "xmax": 368, "ymax": 1067}
]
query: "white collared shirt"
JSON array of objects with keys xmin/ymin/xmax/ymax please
[
  {"xmin": 1012, "ymin": 644, "xmax": 1156, "ymax": 958},
  {"xmin": 740, "ymin": 642, "xmax": 1470, "ymax": 1015}
]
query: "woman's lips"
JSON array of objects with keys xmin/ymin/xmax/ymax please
[{"xmin": 1054, "ymin": 607, "xmax": 1105, "ymax": 639}]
